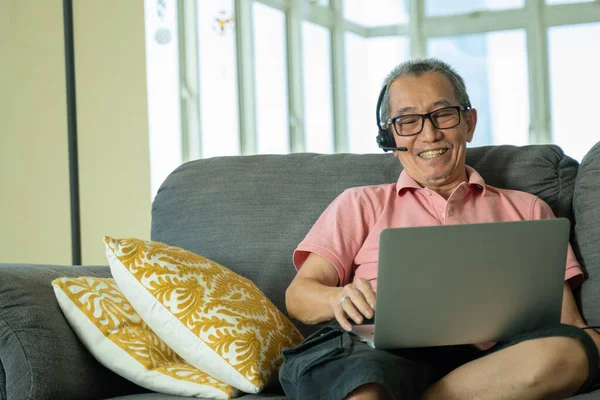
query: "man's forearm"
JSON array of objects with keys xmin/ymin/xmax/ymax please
[{"xmin": 285, "ymin": 277, "xmax": 342, "ymax": 325}]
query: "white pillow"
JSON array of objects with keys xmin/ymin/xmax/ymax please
[
  {"xmin": 105, "ymin": 237, "xmax": 304, "ymax": 394},
  {"xmin": 53, "ymin": 276, "xmax": 238, "ymax": 399}
]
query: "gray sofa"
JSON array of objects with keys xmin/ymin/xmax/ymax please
[{"xmin": 1, "ymin": 143, "xmax": 599, "ymax": 400}]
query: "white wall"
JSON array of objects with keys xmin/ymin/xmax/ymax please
[
  {"xmin": 0, "ymin": 0, "xmax": 73, "ymax": 265},
  {"xmin": 74, "ymin": 0, "xmax": 152, "ymax": 264},
  {"xmin": 0, "ymin": 0, "xmax": 152, "ymax": 265}
]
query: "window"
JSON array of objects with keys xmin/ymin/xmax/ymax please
[
  {"xmin": 302, "ymin": 22, "xmax": 334, "ymax": 154},
  {"xmin": 346, "ymin": 34, "xmax": 410, "ymax": 153},
  {"xmin": 344, "ymin": 0, "xmax": 409, "ymax": 26},
  {"xmin": 548, "ymin": 23, "xmax": 600, "ymax": 161},
  {"xmin": 425, "ymin": 0, "xmax": 524, "ymax": 17},
  {"xmin": 427, "ymin": 30, "xmax": 529, "ymax": 147},
  {"xmin": 253, "ymin": 2, "xmax": 290, "ymax": 154},
  {"xmin": 144, "ymin": 0, "xmax": 600, "ymax": 177},
  {"xmin": 144, "ymin": 0, "xmax": 182, "ymax": 199},
  {"xmin": 198, "ymin": 0, "xmax": 240, "ymax": 159}
]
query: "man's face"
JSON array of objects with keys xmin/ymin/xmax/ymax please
[{"xmin": 387, "ymin": 72, "xmax": 477, "ymax": 190}]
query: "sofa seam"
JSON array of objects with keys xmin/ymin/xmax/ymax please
[
  {"xmin": 557, "ymin": 150, "xmax": 577, "ymax": 219},
  {"xmin": 0, "ymin": 312, "xmax": 34, "ymax": 400}
]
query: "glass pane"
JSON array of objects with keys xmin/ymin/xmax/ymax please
[
  {"xmin": 144, "ymin": 0, "xmax": 182, "ymax": 200},
  {"xmin": 302, "ymin": 22, "xmax": 334, "ymax": 154},
  {"xmin": 345, "ymin": 34, "xmax": 410, "ymax": 154},
  {"xmin": 546, "ymin": 0, "xmax": 594, "ymax": 4},
  {"xmin": 426, "ymin": 0, "xmax": 524, "ymax": 16},
  {"xmin": 310, "ymin": 0, "xmax": 330, "ymax": 6},
  {"xmin": 253, "ymin": 3, "xmax": 289, "ymax": 154},
  {"xmin": 198, "ymin": 0, "xmax": 240, "ymax": 159},
  {"xmin": 344, "ymin": 0, "xmax": 409, "ymax": 26},
  {"xmin": 548, "ymin": 23, "xmax": 600, "ymax": 161},
  {"xmin": 427, "ymin": 30, "xmax": 529, "ymax": 147}
]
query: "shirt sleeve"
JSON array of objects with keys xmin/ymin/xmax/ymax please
[
  {"xmin": 532, "ymin": 197, "xmax": 584, "ymax": 288},
  {"xmin": 293, "ymin": 188, "xmax": 374, "ymax": 287}
]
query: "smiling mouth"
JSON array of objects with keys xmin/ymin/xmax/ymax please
[{"xmin": 418, "ymin": 149, "xmax": 448, "ymax": 159}]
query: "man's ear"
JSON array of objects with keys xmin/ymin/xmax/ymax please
[{"xmin": 465, "ymin": 108, "xmax": 477, "ymax": 143}]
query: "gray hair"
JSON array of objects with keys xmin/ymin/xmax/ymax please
[{"xmin": 380, "ymin": 58, "xmax": 471, "ymax": 123}]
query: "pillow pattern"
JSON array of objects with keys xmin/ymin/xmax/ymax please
[
  {"xmin": 104, "ymin": 237, "xmax": 304, "ymax": 394},
  {"xmin": 52, "ymin": 276, "xmax": 238, "ymax": 399}
]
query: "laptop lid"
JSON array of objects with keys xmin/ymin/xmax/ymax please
[{"xmin": 371, "ymin": 219, "xmax": 570, "ymax": 349}]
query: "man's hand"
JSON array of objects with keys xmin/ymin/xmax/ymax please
[{"xmin": 332, "ymin": 278, "xmax": 376, "ymax": 331}]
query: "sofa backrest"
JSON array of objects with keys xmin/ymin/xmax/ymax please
[{"xmin": 151, "ymin": 144, "xmax": 578, "ymax": 336}]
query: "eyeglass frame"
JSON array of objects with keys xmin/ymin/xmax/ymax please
[{"xmin": 382, "ymin": 105, "xmax": 472, "ymax": 137}]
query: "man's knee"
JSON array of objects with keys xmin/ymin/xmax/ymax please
[
  {"xmin": 345, "ymin": 383, "xmax": 393, "ymax": 400},
  {"xmin": 519, "ymin": 336, "xmax": 589, "ymax": 394}
]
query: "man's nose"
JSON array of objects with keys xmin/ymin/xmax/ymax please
[{"xmin": 419, "ymin": 117, "xmax": 442, "ymax": 141}]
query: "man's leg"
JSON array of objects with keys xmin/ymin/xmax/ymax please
[
  {"xmin": 345, "ymin": 383, "xmax": 392, "ymax": 400},
  {"xmin": 423, "ymin": 325, "xmax": 598, "ymax": 400},
  {"xmin": 279, "ymin": 326, "xmax": 438, "ymax": 400}
]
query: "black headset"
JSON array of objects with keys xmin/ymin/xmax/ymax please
[{"xmin": 375, "ymin": 84, "xmax": 407, "ymax": 152}]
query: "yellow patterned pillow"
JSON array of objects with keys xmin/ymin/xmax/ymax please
[
  {"xmin": 104, "ymin": 237, "xmax": 304, "ymax": 394},
  {"xmin": 52, "ymin": 277, "xmax": 238, "ymax": 399}
]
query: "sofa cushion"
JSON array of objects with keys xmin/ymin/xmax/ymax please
[
  {"xmin": 52, "ymin": 277, "xmax": 237, "ymax": 399},
  {"xmin": 573, "ymin": 141, "xmax": 600, "ymax": 326},
  {"xmin": 0, "ymin": 264, "xmax": 146, "ymax": 400},
  {"xmin": 105, "ymin": 237, "xmax": 303, "ymax": 394},
  {"xmin": 151, "ymin": 145, "xmax": 578, "ymax": 337}
]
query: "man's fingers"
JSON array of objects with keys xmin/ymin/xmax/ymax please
[
  {"xmin": 333, "ymin": 280, "xmax": 376, "ymax": 330},
  {"xmin": 334, "ymin": 303, "xmax": 352, "ymax": 331},
  {"xmin": 349, "ymin": 295, "xmax": 373, "ymax": 319},
  {"xmin": 340, "ymin": 296, "xmax": 364, "ymax": 325},
  {"xmin": 362, "ymin": 287, "xmax": 377, "ymax": 311},
  {"xmin": 349, "ymin": 280, "xmax": 376, "ymax": 316}
]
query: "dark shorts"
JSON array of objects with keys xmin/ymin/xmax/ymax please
[{"xmin": 279, "ymin": 324, "xmax": 599, "ymax": 400}]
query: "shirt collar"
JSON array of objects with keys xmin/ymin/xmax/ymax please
[{"xmin": 396, "ymin": 165, "xmax": 487, "ymax": 196}]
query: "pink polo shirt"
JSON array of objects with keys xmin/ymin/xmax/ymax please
[{"xmin": 293, "ymin": 166, "xmax": 583, "ymax": 291}]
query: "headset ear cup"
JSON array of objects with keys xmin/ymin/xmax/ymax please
[{"xmin": 377, "ymin": 128, "xmax": 396, "ymax": 151}]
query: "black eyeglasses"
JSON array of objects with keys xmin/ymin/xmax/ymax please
[{"xmin": 383, "ymin": 106, "xmax": 471, "ymax": 137}]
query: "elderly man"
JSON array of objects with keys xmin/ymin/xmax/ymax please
[{"xmin": 278, "ymin": 58, "xmax": 600, "ymax": 400}]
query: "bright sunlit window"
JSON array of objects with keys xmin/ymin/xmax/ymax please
[
  {"xmin": 427, "ymin": 30, "xmax": 530, "ymax": 147},
  {"xmin": 253, "ymin": 2, "xmax": 290, "ymax": 154},
  {"xmin": 143, "ymin": 0, "xmax": 600, "ymax": 192},
  {"xmin": 198, "ymin": 0, "xmax": 240, "ymax": 159},
  {"xmin": 548, "ymin": 22, "xmax": 600, "ymax": 161},
  {"xmin": 346, "ymin": 34, "xmax": 410, "ymax": 153},
  {"xmin": 344, "ymin": 0, "xmax": 409, "ymax": 26},
  {"xmin": 144, "ymin": 0, "xmax": 182, "ymax": 199},
  {"xmin": 302, "ymin": 22, "xmax": 334, "ymax": 154},
  {"xmin": 425, "ymin": 0, "xmax": 524, "ymax": 16}
]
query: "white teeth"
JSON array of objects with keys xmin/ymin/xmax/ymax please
[{"xmin": 419, "ymin": 149, "xmax": 447, "ymax": 159}]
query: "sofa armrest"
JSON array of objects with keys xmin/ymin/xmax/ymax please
[
  {"xmin": 0, "ymin": 264, "xmax": 147, "ymax": 400},
  {"xmin": 574, "ymin": 141, "xmax": 600, "ymax": 328}
]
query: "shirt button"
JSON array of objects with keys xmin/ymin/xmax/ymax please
[{"xmin": 442, "ymin": 212, "xmax": 446, "ymax": 217}]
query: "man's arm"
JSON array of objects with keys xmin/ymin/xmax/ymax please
[{"xmin": 285, "ymin": 252, "xmax": 376, "ymax": 331}]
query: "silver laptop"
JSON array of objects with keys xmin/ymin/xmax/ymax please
[{"xmin": 352, "ymin": 219, "xmax": 570, "ymax": 349}]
